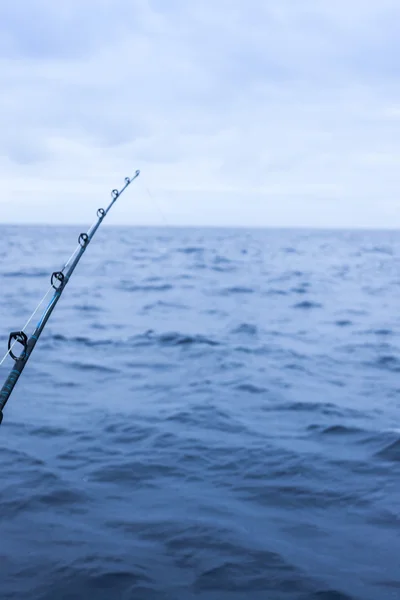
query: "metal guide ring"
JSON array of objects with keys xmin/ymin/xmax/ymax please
[
  {"xmin": 8, "ymin": 331, "xmax": 28, "ymax": 361},
  {"xmin": 51, "ymin": 271, "xmax": 64, "ymax": 290},
  {"xmin": 79, "ymin": 233, "xmax": 89, "ymax": 248}
]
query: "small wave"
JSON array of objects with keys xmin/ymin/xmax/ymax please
[
  {"xmin": 30, "ymin": 425, "xmax": 69, "ymax": 438},
  {"xmin": 204, "ymin": 308, "xmax": 227, "ymax": 317},
  {"xmin": 128, "ymin": 330, "xmax": 219, "ymax": 348},
  {"xmin": 89, "ymin": 460, "xmax": 180, "ymax": 485},
  {"xmin": 264, "ymin": 289, "xmax": 288, "ymax": 296},
  {"xmin": 51, "ymin": 334, "xmax": 114, "ymax": 348},
  {"xmin": 362, "ymin": 245, "xmax": 393, "ymax": 256},
  {"xmin": 375, "ymin": 436, "xmax": 400, "ymax": 462},
  {"xmin": 235, "ymin": 383, "xmax": 267, "ymax": 394},
  {"xmin": 104, "ymin": 422, "xmax": 153, "ymax": 436},
  {"xmin": 194, "ymin": 557, "xmax": 298, "ymax": 594},
  {"xmin": 38, "ymin": 487, "xmax": 87, "ymax": 508},
  {"xmin": 0, "ymin": 447, "xmax": 45, "ymax": 468},
  {"xmin": 41, "ymin": 570, "xmax": 152, "ymax": 599},
  {"xmin": 212, "ymin": 265, "xmax": 237, "ymax": 273},
  {"xmin": 335, "ymin": 320, "xmax": 352, "ymax": 327},
  {"xmin": 72, "ymin": 304, "xmax": 103, "ymax": 312},
  {"xmin": 221, "ymin": 286, "xmax": 255, "ymax": 295},
  {"xmin": 57, "ymin": 449, "xmax": 91, "ymax": 466},
  {"xmin": 232, "ymin": 323, "xmax": 258, "ymax": 335},
  {"xmin": 125, "ymin": 360, "xmax": 173, "ymax": 372},
  {"xmin": 308, "ymin": 590, "xmax": 357, "ymax": 599},
  {"xmin": 167, "ymin": 405, "xmax": 246, "ymax": 434},
  {"xmin": 234, "ymin": 345, "xmax": 273, "ymax": 356},
  {"xmin": 103, "ymin": 422, "xmax": 155, "ymax": 445},
  {"xmin": 293, "ymin": 301, "xmax": 322, "ymax": 309},
  {"xmin": 284, "ymin": 362, "xmax": 309, "ymax": 373},
  {"xmin": 214, "ymin": 255, "xmax": 232, "ymax": 264},
  {"xmin": 143, "ymin": 276, "xmax": 163, "ymax": 283},
  {"xmin": 309, "ymin": 424, "xmax": 364, "ymax": 436},
  {"xmin": 268, "ymin": 273, "xmax": 292, "ymax": 284},
  {"xmin": 142, "ymin": 300, "xmax": 189, "ymax": 311},
  {"xmin": 369, "ymin": 328, "xmax": 393, "ymax": 336},
  {"xmin": 239, "ymin": 474, "xmax": 364, "ymax": 511},
  {"xmin": 3, "ymin": 269, "xmax": 48, "ymax": 278},
  {"xmin": 90, "ymin": 323, "xmax": 107, "ymax": 330},
  {"xmin": 273, "ymin": 401, "xmax": 345, "ymax": 416},
  {"xmin": 177, "ymin": 246, "xmax": 204, "ymax": 254},
  {"xmin": 345, "ymin": 308, "xmax": 368, "ymax": 316},
  {"xmin": 291, "ymin": 284, "xmax": 310, "ymax": 295},
  {"xmin": 157, "ymin": 332, "xmax": 219, "ymax": 347},
  {"xmin": 69, "ymin": 362, "xmax": 119, "ymax": 374},
  {"xmin": 374, "ymin": 355, "xmax": 400, "ymax": 372},
  {"xmin": 58, "ymin": 381, "xmax": 81, "ymax": 388},
  {"xmin": 120, "ymin": 282, "xmax": 173, "ymax": 292}
]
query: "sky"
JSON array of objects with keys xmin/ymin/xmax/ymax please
[{"xmin": 1, "ymin": 0, "xmax": 400, "ymax": 228}]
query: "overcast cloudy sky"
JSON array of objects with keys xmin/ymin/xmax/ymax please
[{"xmin": 1, "ymin": 0, "xmax": 399, "ymax": 227}]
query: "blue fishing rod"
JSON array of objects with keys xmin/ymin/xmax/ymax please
[{"xmin": 0, "ymin": 170, "xmax": 140, "ymax": 425}]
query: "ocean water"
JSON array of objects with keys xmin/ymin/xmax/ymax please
[{"xmin": 0, "ymin": 225, "xmax": 399, "ymax": 600}]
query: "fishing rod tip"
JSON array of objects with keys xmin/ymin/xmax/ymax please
[
  {"xmin": 126, "ymin": 170, "xmax": 140, "ymax": 184},
  {"xmin": 0, "ymin": 410, "xmax": 3, "ymax": 425}
]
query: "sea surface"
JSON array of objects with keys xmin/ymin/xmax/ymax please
[{"xmin": 0, "ymin": 225, "xmax": 399, "ymax": 600}]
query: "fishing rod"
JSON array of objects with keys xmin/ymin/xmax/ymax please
[{"xmin": 0, "ymin": 170, "xmax": 140, "ymax": 425}]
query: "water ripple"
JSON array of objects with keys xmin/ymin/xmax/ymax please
[{"xmin": 0, "ymin": 225, "xmax": 399, "ymax": 600}]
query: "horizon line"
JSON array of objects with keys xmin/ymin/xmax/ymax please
[{"xmin": 0, "ymin": 222, "xmax": 400, "ymax": 233}]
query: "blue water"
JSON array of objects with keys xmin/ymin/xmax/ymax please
[{"xmin": 0, "ymin": 225, "xmax": 399, "ymax": 600}]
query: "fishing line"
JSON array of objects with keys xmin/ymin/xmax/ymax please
[
  {"xmin": 0, "ymin": 221, "xmax": 100, "ymax": 366},
  {"xmin": 0, "ymin": 170, "xmax": 140, "ymax": 425},
  {"xmin": 146, "ymin": 187, "xmax": 169, "ymax": 227},
  {"xmin": 0, "ymin": 285, "xmax": 54, "ymax": 366}
]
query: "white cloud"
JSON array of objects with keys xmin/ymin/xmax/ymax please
[{"xmin": 1, "ymin": 0, "xmax": 399, "ymax": 227}]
